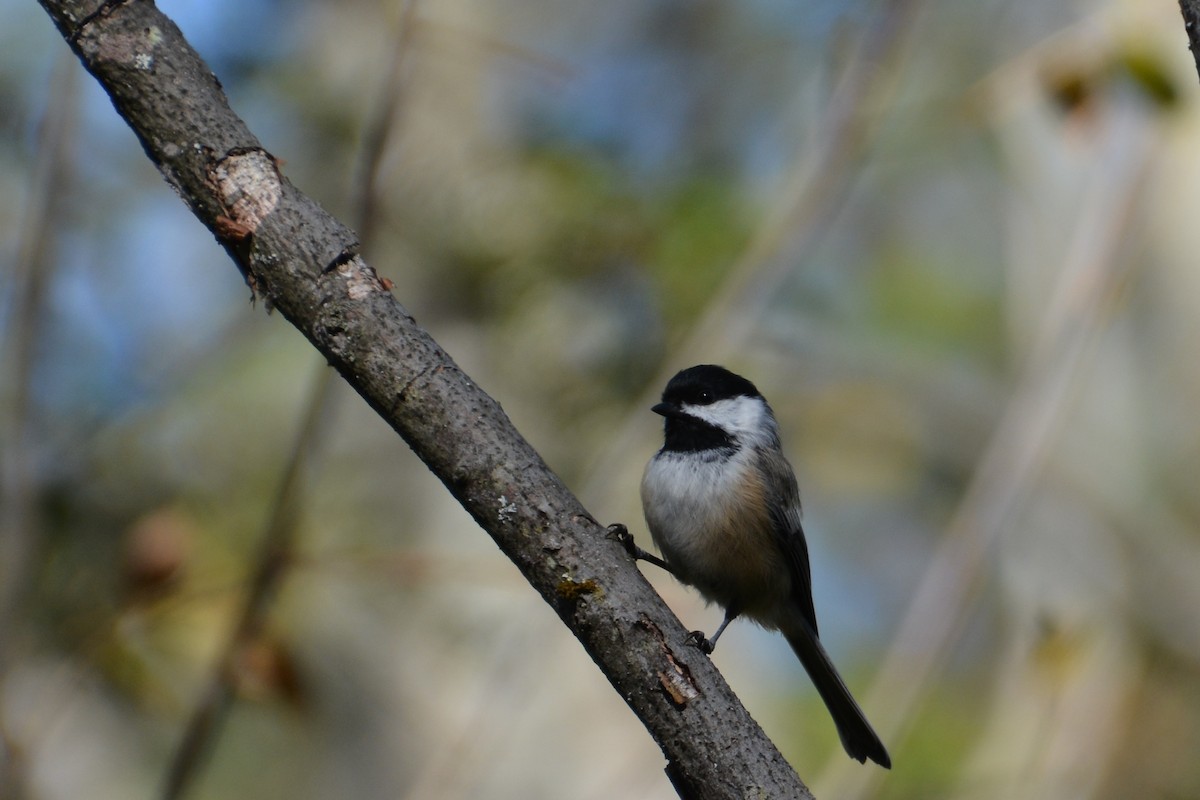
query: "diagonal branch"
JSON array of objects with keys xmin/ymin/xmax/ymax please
[
  {"xmin": 34, "ymin": 1, "xmax": 814, "ymax": 797},
  {"xmin": 1179, "ymin": 0, "xmax": 1200, "ymax": 81}
]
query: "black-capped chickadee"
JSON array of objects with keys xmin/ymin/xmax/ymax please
[{"xmin": 638, "ymin": 364, "xmax": 890, "ymax": 768}]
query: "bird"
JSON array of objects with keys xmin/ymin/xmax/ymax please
[{"xmin": 637, "ymin": 364, "xmax": 890, "ymax": 768}]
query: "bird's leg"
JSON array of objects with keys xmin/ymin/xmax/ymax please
[
  {"xmin": 686, "ymin": 608, "xmax": 740, "ymax": 655},
  {"xmin": 608, "ymin": 523, "xmax": 739, "ymax": 655},
  {"xmin": 606, "ymin": 523, "xmax": 675, "ymax": 575}
]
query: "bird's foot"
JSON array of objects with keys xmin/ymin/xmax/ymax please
[
  {"xmin": 685, "ymin": 630, "xmax": 716, "ymax": 655},
  {"xmin": 607, "ymin": 523, "xmax": 675, "ymax": 574},
  {"xmin": 606, "ymin": 523, "xmax": 636, "ymax": 556}
]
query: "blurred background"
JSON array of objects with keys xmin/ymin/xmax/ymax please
[{"xmin": 3, "ymin": 0, "xmax": 1200, "ymax": 797}]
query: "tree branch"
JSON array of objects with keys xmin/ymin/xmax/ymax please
[
  {"xmin": 1180, "ymin": 0, "xmax": 1200, "ymax": 82},
  {"xmin": 34, "ymin": 0, "xmax": 814, "ymax": 796}
]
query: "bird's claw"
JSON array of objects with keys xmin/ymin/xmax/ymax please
[
  {"xmin": 685, "ymin": 630, "xmax": 715, "ymax": 654},
  {"xmin": 608, "ymin": 523, "xmax": 675, "ymax": 575},
  {"xmin": 606, "ymin": 523, "xmax": 635, "ymax": 556}
]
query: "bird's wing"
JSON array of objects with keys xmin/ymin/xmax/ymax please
[{"xmin": 757, "ymin": 447, "xmax": 818, "ymax": 635}]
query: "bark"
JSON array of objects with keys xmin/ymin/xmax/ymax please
[
  {"xmin": 34, "ymin": 1, "xmax": 813, "ymax": 797},
  {"xmin": 1181, "ymin": 0, "xmax": 1200, "ymax": 82}
]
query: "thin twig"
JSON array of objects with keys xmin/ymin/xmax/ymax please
[
  {"xmin": 0, "ymin": 53, "xmax": 78, "ymax": 800},
  {"xmin": 160, "ymin": 366, "xmax": 337, "ymax": 800},
  {"xmin": 0, "ymin": 54, "xmax": 77, "ymax": 663},
  {"xmin": 351, "ymin": 0, "xmax": 421, "ymax": 253}
]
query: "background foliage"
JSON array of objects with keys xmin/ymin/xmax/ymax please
[{"xmin": 3, "ymin": 1, "xmax": 1199, "ymax": 798}]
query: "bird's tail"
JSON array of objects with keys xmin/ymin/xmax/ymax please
[{"xmin": 782, "ymin": 615, "xmax": 891, "ymax": 768}]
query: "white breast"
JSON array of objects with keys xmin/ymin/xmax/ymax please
[
  {"xmin": 641, "ymin": 450, "xmax": 743, "ymax": 566},
  {"xmin": 640, "ymin": 447, "xmax": 792, "ymax": 619}
]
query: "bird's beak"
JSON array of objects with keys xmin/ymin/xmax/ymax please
[{"xmin": 652, "ymin": 402, "xmax": 681, "ymax": 418}]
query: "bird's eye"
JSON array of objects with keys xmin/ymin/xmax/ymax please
[{"xmin": 697, "ymin": 390, "xmax": 714, "ymax": 405}]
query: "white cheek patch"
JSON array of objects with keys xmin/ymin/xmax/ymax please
[{"xmin": 680, "ymin": 396, "xmax": 767, "ymax": 439}]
